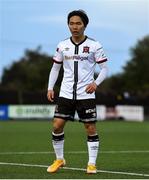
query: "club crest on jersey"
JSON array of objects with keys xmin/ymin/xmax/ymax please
[{"xmin": 83, "ymin": 46, "xmax": 90, "ymax": 53}]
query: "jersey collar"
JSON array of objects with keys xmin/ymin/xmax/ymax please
[{"xmin": 70, "ymin": 36, "xmax": 88, "ymax": 46}]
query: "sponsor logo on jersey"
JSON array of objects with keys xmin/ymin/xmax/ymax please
[
  {"xmin": 83, "ymin": 46, "xmax": 90, "ymax": 53},
  {"xmin": 64, "ymin": 55, "xmax": 88, "ymax": 61}
]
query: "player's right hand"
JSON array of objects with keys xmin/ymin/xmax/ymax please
[{"xmin": 47, "ymin": 90, "xmax": 54, "ymax": 102}]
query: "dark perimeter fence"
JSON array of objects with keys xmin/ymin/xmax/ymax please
[{"xmin": 0, "ymin": 90, "xmax": 149, "ymax": 119}]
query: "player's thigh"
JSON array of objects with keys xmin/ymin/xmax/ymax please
[
  {"xmin": 76, "ymin": 99, "xmax": 97, "ymax": 123},
  {"xmin": 54, "ymin": 97, "xmax": 76, "ymax": 121}
]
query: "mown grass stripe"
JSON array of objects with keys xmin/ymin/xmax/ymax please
[{"xmin": 0, "ymin": 150, "xmax": 149, "ymax": 155}]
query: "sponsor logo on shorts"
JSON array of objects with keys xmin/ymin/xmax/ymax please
[{"xmin": 86, "ymin": 108, "xmax": 96, "ymax": 113}]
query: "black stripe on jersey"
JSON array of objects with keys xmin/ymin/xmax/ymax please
[
  {"xmin": 70, "ymin": 36, "xmax": 87, "ymax": 100},
  {"xmin": 75, "ymin": 45, "xmax": 79, "ymax": 54},
  {"xmin": 70, "ymin": 36, "xmax": 88, "ymax": 54},
  {"xmin": 73, "ymin": 61, "xmax": 78, "ymax": 100},
  {"xmin": 96, "ymin": 58, "xmax": 108, "ymax": 64}
]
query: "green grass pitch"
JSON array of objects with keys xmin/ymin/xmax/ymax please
[{"xmin": 0, "ymin": 120, "xmax": 149, "ymax": 179}]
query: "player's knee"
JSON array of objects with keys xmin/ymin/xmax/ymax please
[
  {"xmin": 53, "ymin": 124, "xmax": 63, "ymax": 134},
  {"xmin": 84, "ymin": 123, "xmax": 96, "ymax": 135},
  {"xmin": 53, "ymin": 118, "xmax": 65, "ymax": 133}
]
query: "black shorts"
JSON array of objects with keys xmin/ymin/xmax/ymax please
[{"xmin": 54, "ymin": 97, "xmax": 97, "ymax": 123}]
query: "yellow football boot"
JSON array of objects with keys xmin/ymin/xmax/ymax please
[
  {"xmin": 47, "ymin": 159, "xmax": 66, "ymax": 173},
  {"xmin": 87, "ymin": 164, "xmax": 97, "ymax": 174}
]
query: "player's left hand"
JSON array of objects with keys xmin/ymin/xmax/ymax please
[{"xmin": 85, "ymin": 82, "xmax": 97, "ymax": 94}]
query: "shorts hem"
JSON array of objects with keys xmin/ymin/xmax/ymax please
[
  {"xmin": 54, "ymin": 115, "xmax": 74, "ymax": 121},
  {"xmin": 79, "ymin": 119, "xmax": 97, "ymax": 123}
]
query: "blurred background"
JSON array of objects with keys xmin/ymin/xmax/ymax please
[{"xmin": 0, "ymin": 0, "xmax": 149, "ymax": 121}]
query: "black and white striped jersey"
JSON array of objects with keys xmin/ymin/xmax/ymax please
[{"xmin": 53, "ymin": 36, "xmax": 108, "ymax": 100}]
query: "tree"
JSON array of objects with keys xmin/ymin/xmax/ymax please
[
  {"xmin": 101, "ymin": 35, "xmax": 149, "ymax": 96},
  {"xmin": 122, "ymin": 35, "xmax": 149, "ymax": 94},
  {"xmin": 0, "ymin": 47, "xmax": 63, "ymax": 92}
]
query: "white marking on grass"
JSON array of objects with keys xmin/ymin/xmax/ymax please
[
  {"xmin": 0, "ymin": 162, "xmax": 47, "ymax": 168},
  {"xmin": 0, "ymin": 150, "xmax": 149, "ymax": 155},
  {"xmin": 62, "ymin": 167, "xmax": 149, "ymax": 177},
  {"xmin": 0, "ymin": 151, "xmax": 55, "ymax": 155},
  {"xmin": 101, "ymin": 150, "xmax": 149, "ymax": 154},
  {"xmin": 0, "ymin": 161, "xmax": 149, "ymax": 177}
]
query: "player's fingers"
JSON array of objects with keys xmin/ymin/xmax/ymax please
[
  {"xmin": 87, "ymin": 85, "xmax": 97, "ymax": 93},
  {"xmin": 47, "ymin": 94, "xmax": 51, "ymax": 101},
  {"xmin": 86, "ymin": 87, "xmax": 94, "ymax": 93},
  {"xmin": 85, "ymin": 86, "xmax": 91, "ymax": 93},
  {"xmin": 86, "ymin": 84, "xmax": 92, "ymax": 91},
  {"xmin": 47, "ymin": 91, "xmax": 54, "ymax": 102},
  {"xmin": 51, "ymin": 91, "xmax": 54, "ymax": 99},
  {"xmin": 48, "ymin": 95, "xmax": 54, "ymax": 102}
]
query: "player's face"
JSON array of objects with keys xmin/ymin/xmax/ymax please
[{"xmin": 68, "ymin": 16, "xmax": 85, "ymax": 38}]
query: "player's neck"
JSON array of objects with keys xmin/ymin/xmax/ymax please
[{"xmin": 71, "ymin": 35, "xmax": 86, "ymax": 44}]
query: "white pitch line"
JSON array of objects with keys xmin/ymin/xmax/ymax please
[
  {"xmin": 62, "ymin": 167, "xmax": 149, "ymax": 177},
  {"xmin": 0, "ymin": 151, "xmax": 55, "ymax": 155},
  {"xmin": 101, "ymin": 150, "xmax": 149, "ymax": 154},
  {"xmin": 0, "ymin": 162, "xmax": 47, "ymax": 168},
  {"xmin": 0, "ymin": 150, "xmax": 149, "ymax": 155},
  {"xmin": 0, "ymin": 162, "xmax": 149, "ymax": 177}
]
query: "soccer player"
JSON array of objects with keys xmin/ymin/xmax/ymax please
[{"xmin": 47, "ymin": 10, "xmax": 108, "ymax": 174}]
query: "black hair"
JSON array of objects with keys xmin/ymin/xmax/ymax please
[{"xmin": 67, "ymin": 10, "xmax": 89, "ymax": 27}]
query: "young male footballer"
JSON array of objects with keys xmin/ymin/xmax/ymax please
[{"xmin": 47, "ymin": 10, "xmax": 108, "ymax": 174}]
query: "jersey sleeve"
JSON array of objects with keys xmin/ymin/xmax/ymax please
[
  {"xmin": 95, "ymin": 42, "xmax": 108, "ymax": 63},
  {"xmin": 53, "ymin": 42, "xmax": 63, "ymax": 64}
]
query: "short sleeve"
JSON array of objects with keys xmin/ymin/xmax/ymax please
[
  {"xmin": 53, "ymin": 42, "xmax": 63, "ymax": 64},
  {"xmin": 95, "ymin": 42, "xmax": 108, "ymax": 63}
]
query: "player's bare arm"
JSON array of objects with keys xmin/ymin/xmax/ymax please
[{"xmin": 47, "ymin": 90, "xmax": 54, "ymax": 102}]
